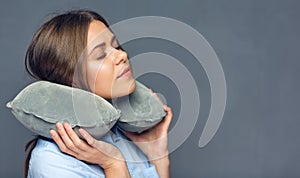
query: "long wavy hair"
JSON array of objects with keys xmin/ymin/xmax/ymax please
[{"xmin": 24, "ymin": 9, "xmax": 110, "ymax": 177}]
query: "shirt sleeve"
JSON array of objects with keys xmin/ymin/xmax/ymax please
[{"xmin": 27, "ymin": 139, "xmax": 104, "ymax": 178}]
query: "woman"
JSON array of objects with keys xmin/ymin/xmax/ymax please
[{"xmin": 24, "ymin": 10, "xmax": 172, "ymax": 178}]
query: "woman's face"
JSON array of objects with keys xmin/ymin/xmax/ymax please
[{"xmin": 84, "ymin": 20, "xmax": 136, "ymax": 99}]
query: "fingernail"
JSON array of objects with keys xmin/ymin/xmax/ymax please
[
  {"xmin": 78, "ymin": 128, "xmax": 84, "ymax": 133},
  {"xmin": 49, "ymin": 129, "xmax": 55, "ymax": 136},
  {"xmin": 64, "ymin": 122, "xmax": 70, "ymax": 128},
  {"xmin": 56, "ymin": 122, "xmax": 62, "ymax": 129},
  {"xmin": 79, "ymin": 128, "xmax": 87, "ymax": 136}
]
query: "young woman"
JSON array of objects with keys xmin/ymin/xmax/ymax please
[{"xmin": 24, "ymin": 10, "xmax": 172, "ymax": 178}]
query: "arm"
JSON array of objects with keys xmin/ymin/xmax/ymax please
[
  {"xmin": 125, "ymin": 105, "xmax": 173, "ymax": 178},
  {"xmin": 50, "ymin": 123, "xmax": 130, "ymax": 178},
  {"xmin": 148, "ymin": 157, "xmax": 170, "ymax": 178}
]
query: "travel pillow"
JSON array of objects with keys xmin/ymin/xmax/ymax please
[{"xmin": 6, "ymin": 81, "xmax": 166, "ymax": 139}]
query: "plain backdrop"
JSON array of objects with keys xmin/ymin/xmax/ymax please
[{"xmin": 1, "ymin": 0, "xmax": 300, "ymax": 177}]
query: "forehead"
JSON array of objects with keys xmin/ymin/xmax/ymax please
[{"xmin": 87, "ymin": 20, "xmax": 114, "ymax": 48}]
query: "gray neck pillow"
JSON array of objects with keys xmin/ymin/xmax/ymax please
[{"xmin": 6, "ymin": 81, "xmax": 165, "ymax": 139}]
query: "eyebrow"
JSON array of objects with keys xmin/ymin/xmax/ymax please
[{"xmin": 90, "ymin": 35, "xmax": 117, "ymax": 54}]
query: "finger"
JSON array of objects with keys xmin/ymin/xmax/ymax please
[
  {"xmin": 50, "ymin": 129, "xmax": 78, "ymax": 156},
  {"xmin": 162, "ymin": 106, "xmax": 173, "ymax": 130},
  {"xmin": 63, "ymin": 123, "xmax": 91, "ymax": 151},
  {"xmin": 78, "ymin": 128, "xmax": 96, "ymax": 147},
  {"xmin": 163, "ymin": 105, "xmax": 172, "ymax": 118},
  {"xmin": 163, "ymin": 105, "xmax": 169, "ymax": 111},
  {"xmin": 79, "ymin": 128, "xmax": 119, "ymax": 156},
  {"xmin": 56, "ymin": 122, "xmax": 81, "ymax": 153},
  {"xmin": 79, "ymin": 128, "xmax": 110, "ymax": 153}
]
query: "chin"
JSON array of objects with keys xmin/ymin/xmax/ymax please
[
  {"xmin": 119, "ymin": 79, "xmax": 136, "ymax": 97},
  {"xmin": 120, "ymin": 79, "xmax": 136, "ymax": 97},
  {"xmin": 128, "ymin": 79, "xmax": 136, "ymax": 94},
  {"xmin": 108, "ymin": 79, "xmax": 136, "ymax": 99}
]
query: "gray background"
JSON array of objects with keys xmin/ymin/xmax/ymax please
[{"xmin": 1, "ymin": 0, "xmax": 300, "ymax": 177}]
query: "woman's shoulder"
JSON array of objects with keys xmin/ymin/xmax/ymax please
[
  {"xmin": 30, "ymin": 138, "xmax": 77, "ymax": 163},
  {"xmin": 28, "ymin": 138, "xmax": 104, "ymax": 178}
]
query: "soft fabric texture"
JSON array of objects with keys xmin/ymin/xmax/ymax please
[
  {"xmin": 7, "ymin": 80, "xmax": 165, "ymax": 139},
  {"xmin": 113, "ymin": 83, "xmax": 166, "ymax": 132}
]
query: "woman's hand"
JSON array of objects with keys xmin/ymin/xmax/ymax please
[
  {"xmin": 50, "ymin": 123, "xmax": 130, "ymax": 178},
  {"xmin": 125, "ymin": 105, "xmax": 172, "ymax": 160},
  {"xmin": 125, "ymin": 105, "xmax": 172, "ymax": 178}
]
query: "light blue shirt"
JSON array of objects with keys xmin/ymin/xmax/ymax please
[{"xmin": 28, "ymin": 127, "xmax": 159, "ymax": 178}]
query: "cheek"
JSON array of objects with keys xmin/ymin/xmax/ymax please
[{"xmin": 87, "ymin": 61, "xmax": 115, "ymax": 98}]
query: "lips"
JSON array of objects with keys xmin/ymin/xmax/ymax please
[{"xmin": 117, "ymin": 65, "xmax": 131, "ymax": 78}]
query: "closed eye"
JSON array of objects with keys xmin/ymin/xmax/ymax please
[
  {"xmin": 97, "ymin": 53, "xmax": 106, "ymax": 60},
  {"xmin": 92, "ymin": 35, "xmax": 123, "ymax": 60},
  {"xmin": 94, "ymin": 46, "xmax": 106, "ymax": 60}
]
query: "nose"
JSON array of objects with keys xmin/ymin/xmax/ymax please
[{"xmin": 110, "ymin": 48, "xmax": 128, "ymax": 65}]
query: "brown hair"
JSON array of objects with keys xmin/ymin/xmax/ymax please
[{"xmin": 24, "ymin": 9, "xmax": 109, "ymax": 177}]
